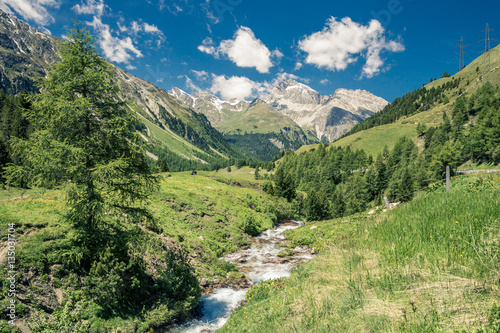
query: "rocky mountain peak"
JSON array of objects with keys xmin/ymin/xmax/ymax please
[
  {"xmin": 267, "ymin": 79, "xmax": 321, "ymax": 109},
  {"xmin": 0, "ymin": 9, "xmax": 59, "ymax": 93},
  {"xmin": 263, "ymin": 79, "xmax": 389, "ymax": 141},
  {"xmin": 167, "ymin": 87, "xmax": 196, "ymax": 108}
]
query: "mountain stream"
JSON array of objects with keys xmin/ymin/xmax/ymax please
[{"xmin": 171, "ymin": 221, "xmax": 314, "ymax": 333}]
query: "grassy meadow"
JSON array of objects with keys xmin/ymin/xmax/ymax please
[
  {"xmin": 0, "ymin": 172, "xmax": 292, "ymax": 331},
  {"xmin": 221, "ymin": 173, "xmax": 500, "ymax": 332}
]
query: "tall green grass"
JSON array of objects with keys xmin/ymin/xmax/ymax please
[{"xmin": 221, "ymin": 173, "xmax": 500, "ymax": 332}]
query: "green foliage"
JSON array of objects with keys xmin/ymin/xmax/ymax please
[
  {"xmin": 28, "ymin": 292, "xmax": 93, "ymax": 333},
  {"xmin": 224, "ymin": 131, "xmax": 317, "ymax": 161},
  {"xmin": 343, "ymin": 78, "xmax": 462, "ymax": 137},
  {"xmin": 0, "ymin": 89, "xmax": 32, "ymax": 182},
  {"xmin": 6, "ymin": 23, "xmax": 160, "ymax": 271},
  {"xmin": 254, "ymin": 166, "xmax": 260, "ymax": 180},
  {"xmin": 155, "ymin": 158, "xmax": 169, "ymax": 172},
  {"xmin": 277, "ymin": 249, "xmax": 295, "ymax": 257},
  {"xmin": 273, "ymin": 167, "xmax": 296, "ymax": 202},
  {"xmin": 238, "ymin": 212, "xmax": 261, "ymax": 236},
  {"xmin": 304, "ymin": 190, "xmax": 331, "ymax": 221},
  {"xmin": 416, "ymin": 122, "xmax": 427, "ymax": 137}
]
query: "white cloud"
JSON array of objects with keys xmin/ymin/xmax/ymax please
[
  {"xmin": 121, "ymin": 20, "xmax": 166, "ymax": 47},
  {"xmin": 298, "ymin": 17, "xmax": 404, "ymax": 78},
  {"xmin": 72, "ymin": 0, "xmax": 105, "ymax": 17},
  {"xmin": 209, "ymin": 75, "xmax": 261, "ymax": 100},
  {"xmin": 184, "ymin": 75, "xmax": 203, "ymax": 93},
  {"xmin": 274, "ymin": 72, "xmax": 306, "ymax": 84},
  {"xmin": 191, "ymin": 69, "xmax": 209, "ymax": 81},
  {"xmin": 200, "ymin": 72, "xmax": 310, "ymax": 101},
  {"xmin": 272, "ymin": 49, "xmax": 284, "ymax": 58},
  {"xmin": 0, "ymin": 0, "xmax": 60, "ymax": 26},
  {"xmin": 294, "ymin": 62, "xmax": 303, "ymax": 71},
  {"xmin": 86, "ymin": 16, "xmax": 143, "ymax": 65},
  {"xmin": 131, "ymin": 21, "xmax": 141, "ymax": 33},
  {"xmin": 144, "ymin": 23, "xmax": 160, "ymax": 33},
  {"xmin": 117, "ymin": 23, "xmax": 128, "ymax": 32},
  {"xmin": 199, "ymin": 27, "xmax": 280, "ymax": 73},
  {"xmin": 197, "ymin": 37, "xmax": 217, "ymax": 56},
  {"xmin": 320, "ymin": 79, "xmax": 331, "ymax": 85}
]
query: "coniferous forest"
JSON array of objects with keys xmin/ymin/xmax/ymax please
[{"xmin": 266, "ymin": 82, "xmax": 500, "ymax": 221}]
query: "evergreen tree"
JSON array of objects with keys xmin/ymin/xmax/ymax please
[
  {"xmin": 6, "ymin": 23, "xmax": 159, "ymax": 269},
  {"xmin": 340, "ymin": 174, "xmax": 369, "ymax": 215},
  {"xmin": 274, "ymin": 167, "xmax": 296, "ymax": 202},
  {"xmin": 254, "ymin": 166, "xmax": 260, "ymax": 180},
  {"xmin": 155, "ymin": 158, "xmax": 169, "ymax": 172},
  {"xmin": 304, "ymin": 190, "xmax": 331, "ymax": 221}
]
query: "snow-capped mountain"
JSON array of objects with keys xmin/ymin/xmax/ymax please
[
  {"xmin": 266, "ymin": 79, "xmax": 389, "ymax": 141},
  {"xmin": 170, "ymin": 80, "xmax": 388, "ymax": 142},
  {"xmin": 168, "ymin": 88, "xmax": 249, "ymax": 125}
]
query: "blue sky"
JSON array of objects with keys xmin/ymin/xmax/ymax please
[{"xmin": 1, "ymin": 0, "xmax": 498, "ymax": 102}]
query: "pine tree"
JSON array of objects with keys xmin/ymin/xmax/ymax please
[
  {"xmin": 274, "ymin": 167, "xmax": 296, "ymax": 202},
  {"xmin": 155, "ymin": 158, "xmax": 170, "ymax": 172},
  {"xmin": 6, "ymin": 23, "xmax": 158, "ymax": 268},
  {"xmin": 304, "ymin": 190, "xmax": 331, "ymax": 221},
  {"xmin": 254, "ymin": 166, "xmax": 260, "ymax": 180}
]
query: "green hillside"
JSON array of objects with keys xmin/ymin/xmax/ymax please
[
  {"xmin": 218, "ymin": 100, "xmax": 319, "ymax": 161},
  {"xmin": 218, "ymin": 100, "xmax": 305, "ymax": 135},
  {"xmin": 296, "ymin": 44, "xmax": 500, "ymax": 158},
  {"xmin": 221, "ymin": 172, "xmax": 500, "ymax": 332}
]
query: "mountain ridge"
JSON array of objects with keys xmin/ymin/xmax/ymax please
[
  {"xmin": 0, "ymin": 9, "xmax": 238, "ymax": 167},
  {"xmin": 168, "ymin": 79, "xmax": 388, "ymax": 144},
  {"xmin": 266, "ymin": 79, "xmax": 389, "ymax": 141}
]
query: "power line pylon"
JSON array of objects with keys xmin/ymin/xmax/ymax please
[
  {"xmin": 457, "ymin": 36, "xmax": 467, "ymax": 72},
  {"xmin": 477, "ymin": 23, "xmax": 498, "ymax": 82}
]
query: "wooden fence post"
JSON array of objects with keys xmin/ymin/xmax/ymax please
[
  {"xmin": 384, "ymin": 196, "xmax": 390, "ymax": 211},
  {"xmin": 446, "ymin": 165, "xmax": 450, "ymax": 194}
]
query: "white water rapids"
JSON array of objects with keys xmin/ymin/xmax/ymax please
[{"xmin": 171, "ymin": 221, "xmax": 313, "ymax": 333}]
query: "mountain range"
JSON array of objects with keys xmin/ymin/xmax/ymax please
[
  {"xmin": 0, "ymin": 8, "xmax": 387, "ymax": 164},
  {"xmin": 168, "ymin": 80, "xmax": 388, "ymax": 144}
]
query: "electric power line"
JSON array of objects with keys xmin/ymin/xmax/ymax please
[
  {"xmin": 457, "ymin": 36, "xmax": 468, "ymax": 72},
  {"xmin": 477, "ymin": 23, "xmax": 499, "ymax": 82}
]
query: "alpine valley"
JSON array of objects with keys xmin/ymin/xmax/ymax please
[
  {"xmin": 0, "ymin": 8, "xmax": 387, "ymax": 164},
  {"xmin": 1, "ymin": 4, "xmax": 500, "ymax": 333},
  {"xmin": 168, "ymin": 80, "xmax": 388, "ymax": 160}
]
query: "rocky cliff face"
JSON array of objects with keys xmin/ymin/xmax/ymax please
[
  {"xmin": 0, "ymin": 10, "xmax": 59, "ymax": 93},
  {"xmin": 266, "ymin": 79, "xmax": 388, "ymax": 141},
  {"xmin": 170, "ymin": 79, "xmax": 388, "ymax": 143}
]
